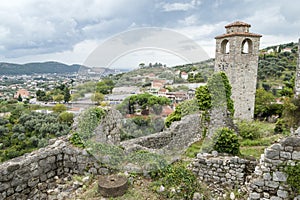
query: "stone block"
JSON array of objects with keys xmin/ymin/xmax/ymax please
[
  {"xmin": 263, "ymin": 172, "xmax": 272, "ymax": 181},
  {"xmin": 249, "ymin": 192, "xmax": 261, "ymax": 199},
  {"xmin": 0, "ymin": 182, "xmax": 10, "ymax": 192},
  {"xmin": 280, "ymin": 137, "xmax": 300, "ymax": 147},
  {"xmin": 6, "ymin": 188, "xmax": 14, "ymax": 196},
  {"xmin": 270, "ymin": 144, "xmax": 283, "ymax": 151},
  {"xmin": 270, "ymin": 196, "xmax": 282, "ymax": 200},
  {"xmin": 284, "ymin": 146, "xmax": 293, "ymax": 152},
  {"xmin": 15, "ymin": 184, "xmax": 27, "ymax": 192},
  {"xmin": 28, "ymin": 177, "xmax": 39, "ymax": 187},
  {"xmin": 253, "ymin": 179, "xmax": 264, "ymax": 187},
  {"xmin": 273, "ymin": 171, "xmax": 287, "ymax": 182},
  {"xmin": 277, "ymin": 190, "xmax": 288, "ymax": 198},
  {"xmin": 265, "ymin": 181, "xmax": 279, "ymax": 188},
  {"xmin": 7, "ymin": 163, "xmax": 20, "ymax": 173},
  {"xmin": 11, "ymin": 176, "xmax": 23, "ymax": 187},
  {"xmin": 292, "ymin": 151, "xmax": 300, "ymax": 160},
  {"xmin": 280, "ymin": 151, "xmax": 291, "ymax": 159},
  {"xmin": 265, "ymin": 149, "xmax": 280, "ymax": 159},
  {"xmin": 263, "ymin": 192, "xmax": 270, "ymax": 198},
  {"xmin": 47, "ymin": 170, "xmax": 56, "ymax": 179}
]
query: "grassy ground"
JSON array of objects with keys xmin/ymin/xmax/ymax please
[{"xmin": 184, "ymin": 121, "xmax": 285, "ymax": 160}]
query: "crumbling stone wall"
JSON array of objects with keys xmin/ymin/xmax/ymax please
[
  {"xmin": 247, "ymin": 136, "xmax": 300, "ymax": 200},
  {"xmin": 0, "ymin": 138, "xmax": 108, "ymax": 200},
  {"xmin": 121, "ymin": 114, "xmax": 202, "ymax": 154},
  {"xmin": 191, "ymin": 153, "xmax": 257, "ymax": 190}
]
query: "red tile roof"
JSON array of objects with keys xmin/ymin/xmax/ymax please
[{"xmin": 225, "ymin": 21, "xmax": 251, "ymax": 28}]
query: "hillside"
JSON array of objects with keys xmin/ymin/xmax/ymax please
[
  {"xmin": 0, "ymin": 61, "xmax": 85, "ymax": 75},
  {"xmin": 258, "ymin": 42, "xmax": 298, "ymax": 92},
  {"xmin": 114, "ymin": 40, "xmax": 298, "ymax": 91}
]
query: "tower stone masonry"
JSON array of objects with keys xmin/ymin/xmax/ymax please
[{"xmin": 214, "ymin": 21, "xmax": 262, "ymax": 120}]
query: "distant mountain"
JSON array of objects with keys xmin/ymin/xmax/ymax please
[
  {"xmin": 0, "ymin": 61, "xmax": 120, "ymax": 76},
  {"xmin": 0, "ymin": 61, "xmax": 86, "ymax": 75}
]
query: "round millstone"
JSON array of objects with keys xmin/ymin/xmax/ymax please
[{"xmin": 98, "ymin": 175, "xmax": 128, "ymax": 197}]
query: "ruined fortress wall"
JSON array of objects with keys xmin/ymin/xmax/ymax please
[
  {"xmin": 191, "ymin": 136, "xmax": 300, "ymax": 199},
  {"xmin": 0, "ymin": 139, "xmax": 106, "ymax": 200},
  {"xmin": 191, "ymin": 153, "xmax": 257, "ymax": 189},
  {"xmin": 121, "ymin": 114, "xmax": 202, "ymax": 153},
  {"xmin": 248, "ymin": 136, "xmax": 300, "ymax": 200}
]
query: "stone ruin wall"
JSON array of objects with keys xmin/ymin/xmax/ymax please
[
  {"xmin": 121, "ymin": 113, "xmax": 202, "ymax": 154},
  {"xmin": 190, "ymin": 136, "xmax": 300, "ymax": 200},
  {"xmin": 1, "ymin": 111, "xmax": 300, "ymax": 200},
  {"xmin": 248, "ymin": 136, "xmax": 300, "ymax": 200},
  {"xmin": 0, "ymin": 138, "xmax": 110, "ymax": 200},
  {"xmin": 191, "ymin": 153, "xmax": 257, "ymax": 191}
]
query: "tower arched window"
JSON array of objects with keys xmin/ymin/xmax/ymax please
[
  {"xmin": 241, "ymin": 39, "xmax": 253, "ymax": 54},
  {"xmin": 221, "ymin": 39, "xmax": 230, "ymax": 54}
]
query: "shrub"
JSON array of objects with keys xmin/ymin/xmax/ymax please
[
  {"xmin": 274, "ymin": 118, "xmax": 289, "ymax": 134},
  {"xmin": 59, "ymin": 111, "xmax": 74, "ymax": 125},
  {"xmin": 151, "ymin": 162, "xmax": 203, "ymax": 199},
  {"xmin": 284, "ymin": 162, "xmax": 300, "ymax": 196},
  {"xmin": 213, "ymin": 128, "xmax": 240, "ymax": 155},
  {"xmin": 69, "ymin": 132, "xmax": 85, "ymax": 148},
  {"xmin": 165, "ymin": 105, "xmax": 181, "ymax": 128},
  {"xmin": 237, "ymin": 121, "xmax": 261, "ymax": 139}
]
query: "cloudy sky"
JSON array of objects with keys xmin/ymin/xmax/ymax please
[{"xmin": 0, "ymin": 0, "xmax": 299, "ymax": 69}]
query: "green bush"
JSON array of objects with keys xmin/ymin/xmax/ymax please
[
  {"xmin": 151, "ymin": 162, "xmax": 203, "ymax": 199},
  {"xmin": 284, "ymin": 162, "xmax": 300, "ymax": 196},
  {"xmin": 237, "ymin": 121, "xmax": 261, "ymax": 139},
  {"xmin": 274, "ymin": 118, "xmax": 289, "ymax": 134},
  {"xmin": 213, "ymin": 128, "xmax": 240, "ymax": 155},
  {"xmin": 165, "ymin": 105, "xmax": 181, "ymax": 128},
  {"xmin": 69, "ymin": 132, "xmax": 85, "ymax": 148}
]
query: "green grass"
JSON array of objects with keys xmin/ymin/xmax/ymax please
[
  {"xmin": 240, "ymin": 134, "xmax": 282, "ymax": 147},
  {"xmin": 240, "ymin": 146, "xmax": 265, "ymax": 159},
  {"xmin": 239, "ymin": 134, "xmax": 284, "ymax": 159},
  {"xmin": 184, "ymin": 140, "xmax": 203, "ymax": 158}
]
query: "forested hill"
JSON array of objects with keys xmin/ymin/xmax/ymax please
[
  {"xmin": 0, "ymin": 61, "xmax": 84, "ymax": 75},
  {"xmin": 258, "ymin": 42, "xmax": 298, "ymax": 90}
]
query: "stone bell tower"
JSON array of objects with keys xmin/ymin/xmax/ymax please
[{"xmin": 214, "ymin": 21, "xmax": 262, "ymax": 120}]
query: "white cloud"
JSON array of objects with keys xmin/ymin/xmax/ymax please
[
  {"xmin": 0, "ymin": 0, "xmax": 300, "ymax": 65},
  {"xmin": 2, "ymin": 39, "xmax": 100, "ymax": 65},
  {"xmin": 162, "ymin": 2, "xmax": 195, "ymax": 12},
  {"xmin": 161, "ymin": 0, "xmax": 201, "ymax": 12},
  {"xmin": 179, "ymin": 15, "xmax": 199, "ymax": 26}
]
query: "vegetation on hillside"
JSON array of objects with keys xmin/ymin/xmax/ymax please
[
  {"xmin": 0, "ymin": 62, "xmax": 83, "ymax": 75},
  {"xmin": 0, "ymin": 102, "xmax": 73, "ymax": 162}
]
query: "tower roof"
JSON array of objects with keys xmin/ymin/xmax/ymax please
[
  {"xmin": 215, "ymin": 21, "xmax": 262, "ymax": 39},
  {"xmin": 225, "ymin": 21, "xmax": 251, "ymax": 28}
]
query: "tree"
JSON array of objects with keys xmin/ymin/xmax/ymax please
[
  {"xmin": 52, "ymin": 104, "xmax": 67, "ymax": 113},
  {"xmin": 53, "ymin": 94, "xmax": 64, "ymax": 103},
  {"xmin": 128, "ymin": 93, "xmax": 171, "ymax": 114},
  {"xmin": 17, "ymin": 94, "xmax": 23, "ymax": 102},
  {"xmin": 195, "ymin": 85, "xmax": 211, "ymax": 111},
  {"xmin": 59, "ymin": 111, "xmax": 74, "ymax": 125},
  {"xmin": 254, "ymin": 88, "xmax": 276, "ymax": 118},
  {"xmin": 64, "ymin": 87, "xmax": 71, "ymax": 103},
  {"xmin": 36, "ymin": 90, "xmax": 46, "ymax": 101},
  {"xmin": 91, "ymin": 92, "xmax": 105, "ymax": 105},
  {"xmin": 139, "ymin": 63, "xmax": 145, "ymax": 68},
  {"xmin": 96, "ymin": 79, "xmax": 115, "ymax": 94},
  {"xmin": 282, "ymin": 97, "xmax": 300, "ymax": 128}
]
